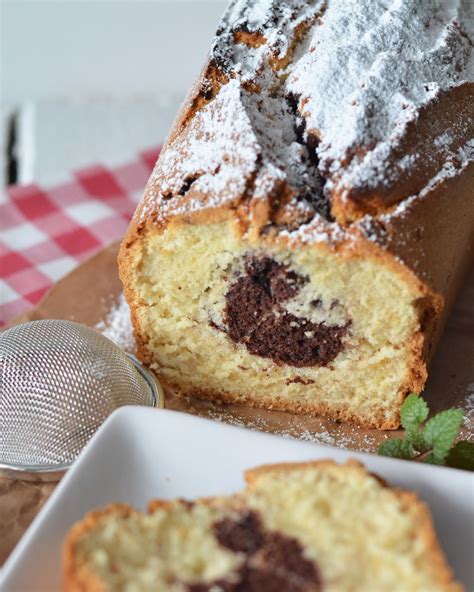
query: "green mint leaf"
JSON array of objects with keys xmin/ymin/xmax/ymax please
[
  {"xmin": 424, "ymin": 452, "xmax": 443, "ymax": 466},
  {"xmin": 411, "ymin": 431, "xmax": 430, "ymax": 453},
  {"xmin": 446, "ymin": 441, "xmax": 474, "ymax": 471},
  {"xmin": 400, "ymin": 394, "xmax": 429, "ymax": 440},
  {"xmin": 378, "ymin": 438, "xmax": 413, "ymax": 460},
  {"xmin": 423, "ymin": 409, "xmax": 464, "ymax": 464}
]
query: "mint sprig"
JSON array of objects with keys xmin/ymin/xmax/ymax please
[
  {"xmin": 423, "ymin": 409, "xmax": 463, "ymax": 465},
  {"xmin": 378, "ymin": 438, "xmax": 413, "ymax": 460},
  {"xmin": 378, "ymin": 394, "xmax": 474, "ymax": 471}
]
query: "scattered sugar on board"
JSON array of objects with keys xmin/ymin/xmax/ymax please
[
  {"xmin": 462, "ymin": 388, "xmax": 474, "ymax": 435},
  {"xmin": 204, "ymin": 407, "xmax": 377, "ymax": 452},
  {"xmin": 95, "ymin": 293, "xmax": 135, "ymax": 352}
]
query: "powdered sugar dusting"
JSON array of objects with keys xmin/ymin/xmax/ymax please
[
  {"xmin": 143, "ymin": 0, "xmax": 472, "ymax": 245},
  {"xmin": 368, "ymin": 138, "xmax": 474, "ymax": 232},
  {"xmin": 147, "ymin": 75, "xmax": 330, "ymax": 223},
  {"xmin": 462, "ymin": 387, "xmax": 474, "ymax": 434},
  {"xmin": 95, "ymin": 293, "xmax": 135, "ymax": 352},
  {"xmin": 143, "ymin": 79, "xmax": 260, "ymax": 222},
  {"xmin": 212, "ymin": 0, "xmax": 324, "ymax": 82},
  {"xmin": 204, "ymin": 406, "xmax": 378, "ymax": 452},
  {"xmin": 279, "ymin": 215, "xmax": 349, "ymax": 245},
  {"xmin": 288, "ymin": 0, "xmax": 473, "ymax": 192}
]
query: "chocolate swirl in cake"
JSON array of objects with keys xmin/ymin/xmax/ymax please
[
  {"xmin": 223, "ymin": 257, "xmax": 349, "ymax": 367},
  {"xmin": 188, "ymin": 511, "xmax": 322, "ymax": 592}
]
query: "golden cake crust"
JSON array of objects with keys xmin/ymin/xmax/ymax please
[{"xmin": 63, "ymin": 505, "xmax": 134, "ymax": 592}]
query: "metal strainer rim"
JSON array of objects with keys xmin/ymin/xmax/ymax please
[{"xmin": 0, "ymin": 353, "xmax": 164, "ymax": 481}]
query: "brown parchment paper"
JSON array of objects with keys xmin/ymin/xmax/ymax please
[{"xmin": 2, "ymin": 241, "xmax": 473, "ymax": 563}]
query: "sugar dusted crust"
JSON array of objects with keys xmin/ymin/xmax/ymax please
[
  {"xmin": 127, "ymin": 0, "xmax": 473, "ymax": 232},
  {"xmin": 62, "ymin": 460, "xmax": 463, "ymax": 591},
  {"xmin": 119, "ymin": 0, "xmax": 474, "ymax": 428}
]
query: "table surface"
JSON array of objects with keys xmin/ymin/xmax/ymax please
[{"xmin": 1, "ymin": 0, "xmax": 226, "ymax": 191}]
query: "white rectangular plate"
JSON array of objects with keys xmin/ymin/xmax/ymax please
[{"xmin": 2, "ymin": 407, "xmax": 474, "ymax": 590}]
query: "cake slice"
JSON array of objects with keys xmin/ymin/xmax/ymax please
[
  {"xmin": 63, "ymin": 460, "xmax": 461, "ymax": 591},
  {"xmin": 118, "ymin": 0, "xmax": 473, "ymax": 428}
]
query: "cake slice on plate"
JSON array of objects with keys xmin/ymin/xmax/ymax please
[{"xmin": 63, "ymin": 460, "xmax": 461, "ymax": 591}]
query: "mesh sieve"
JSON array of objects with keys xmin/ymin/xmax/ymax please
[{"xmin": 0, "ymin": 320, "xmax": 164, "ymax": 480}]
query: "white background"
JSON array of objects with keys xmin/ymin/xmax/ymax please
[{"xmin": 1, "ymin": 0, "xmax": 227, "ymax": 187}]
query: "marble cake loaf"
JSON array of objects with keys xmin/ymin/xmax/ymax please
[
  {"xmin": 119, "ymin": 0, "xmax": 474, "ymax": 428},
  {"xmin": 63, "ymin": 461, "xmax": 461, "ymax": 591}
]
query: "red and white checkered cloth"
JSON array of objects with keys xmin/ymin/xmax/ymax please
[{"xmin": 0, "ymin": 146, "xmax": 160, "ymax": 327}]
